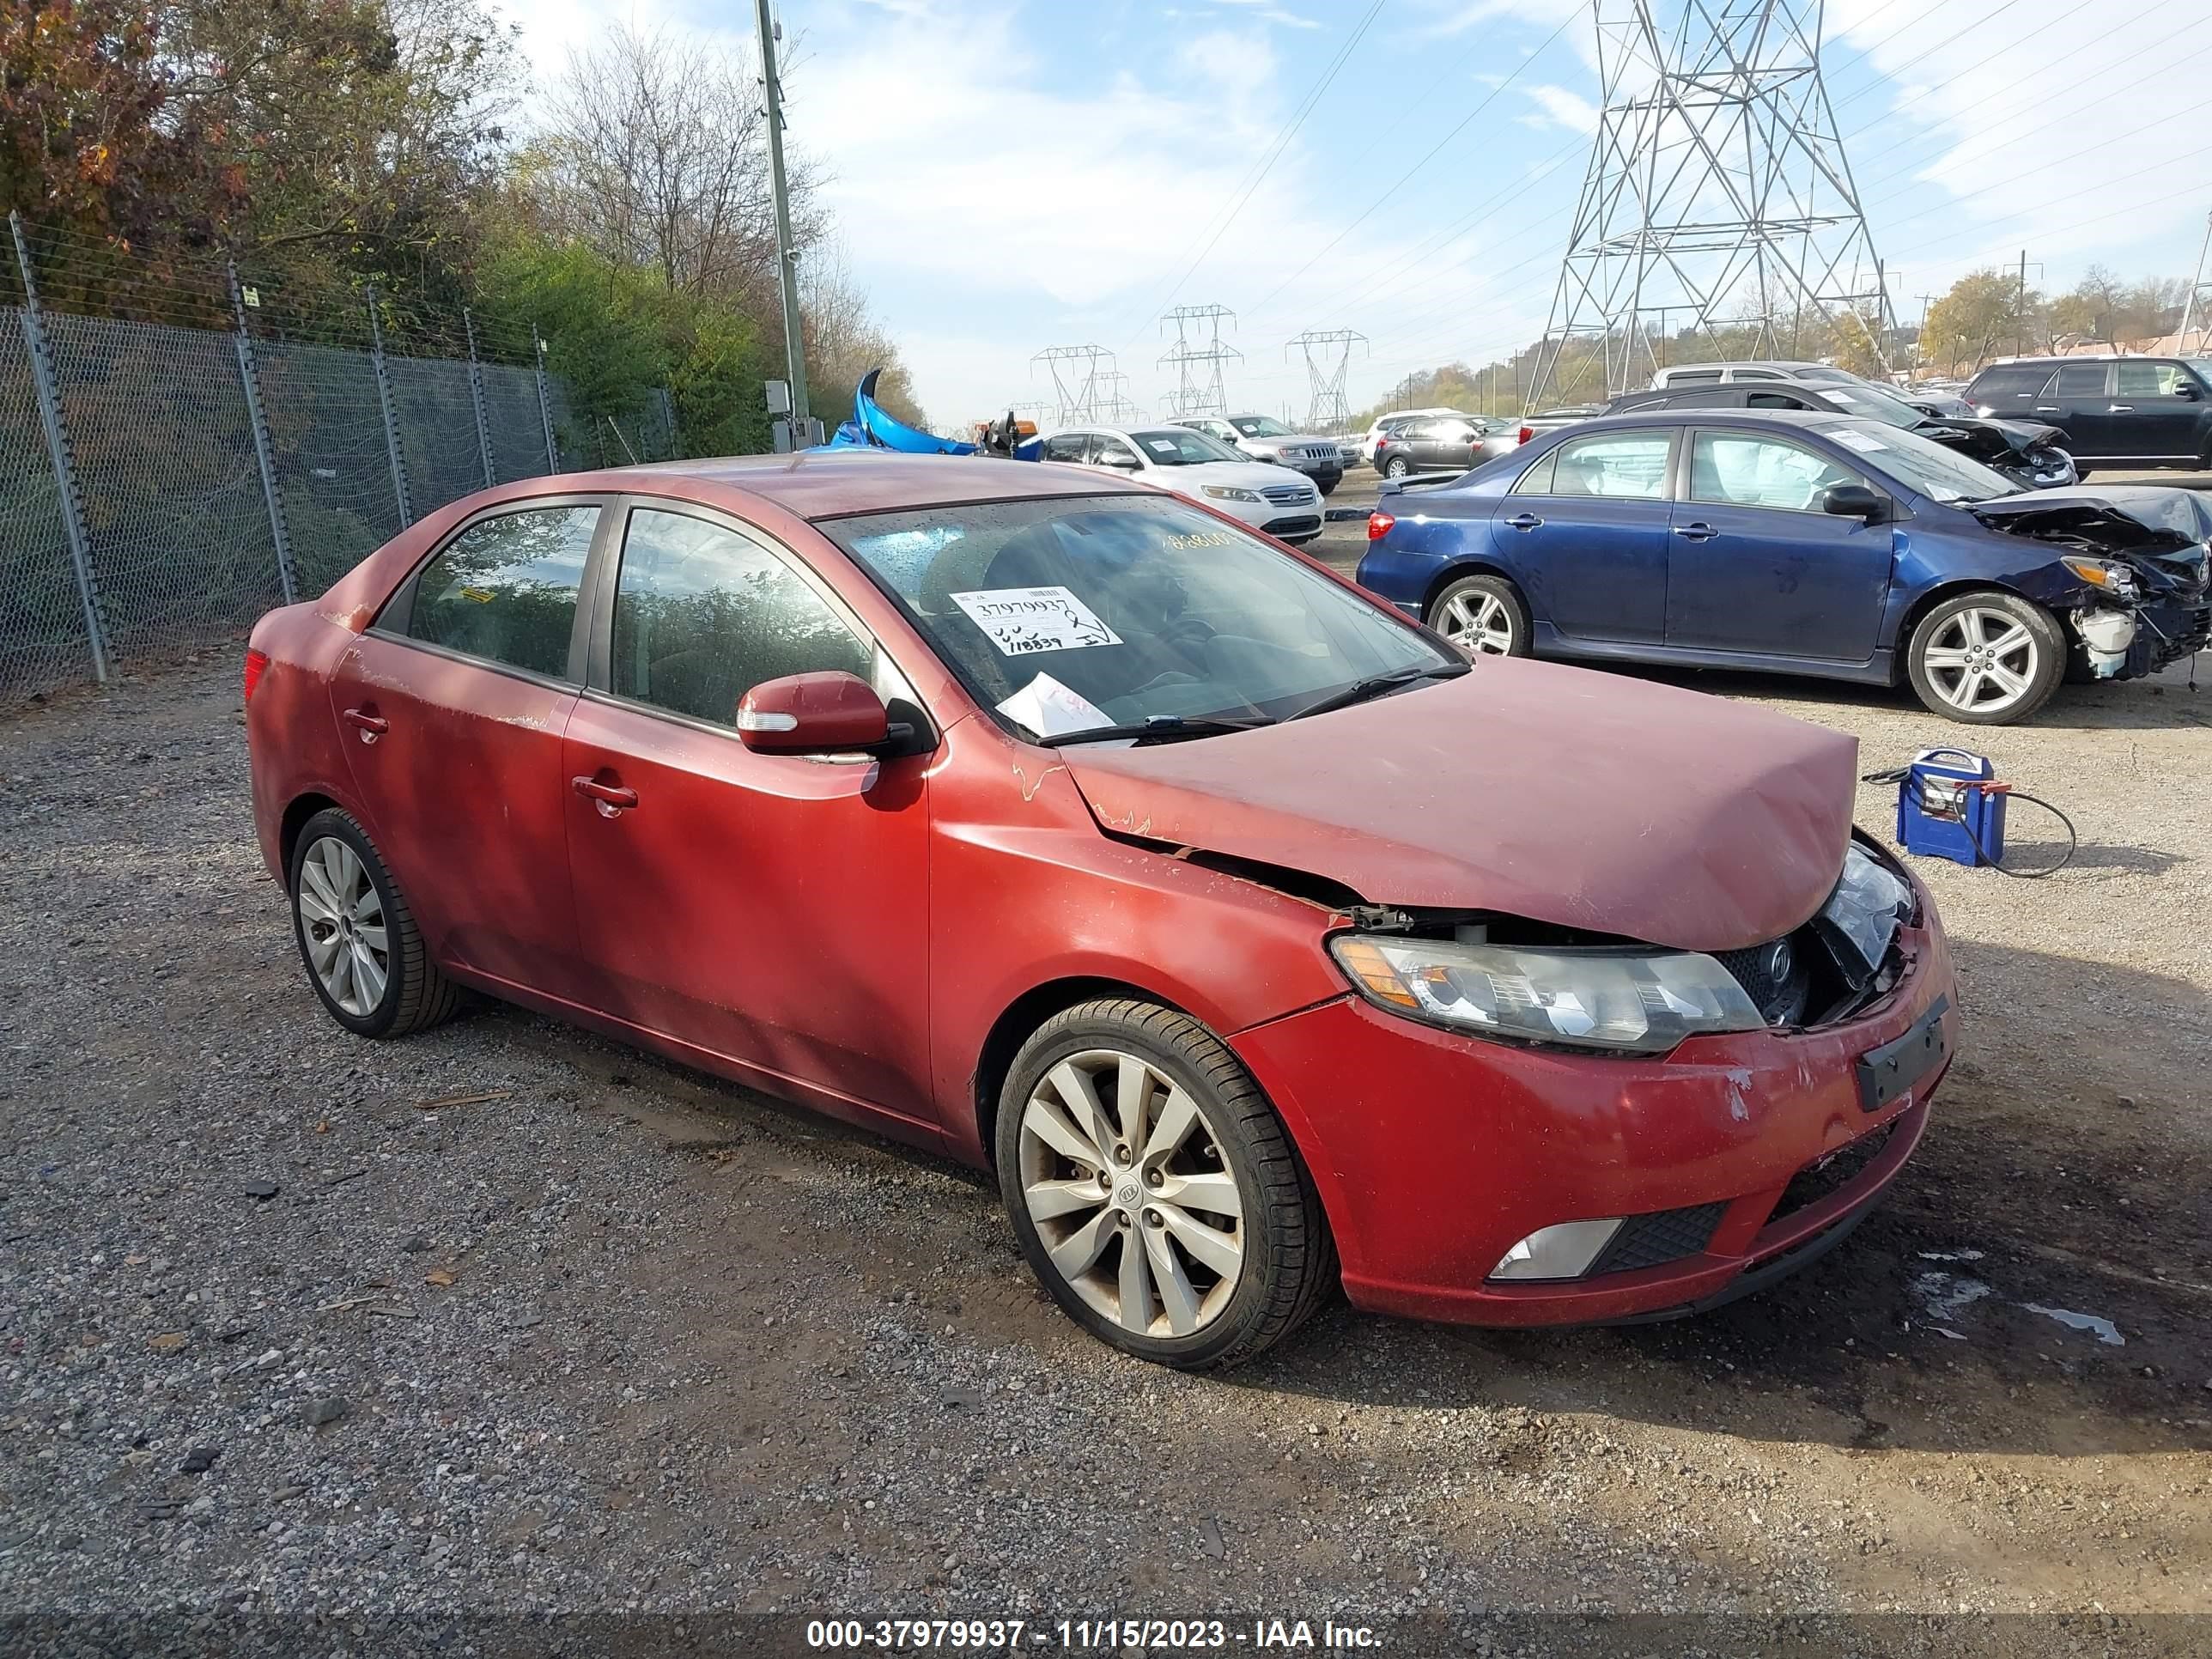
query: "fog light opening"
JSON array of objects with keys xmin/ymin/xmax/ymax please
[{"xmin": 1488, "ymin": 1218, "xmax": 1625, "ymax": 1283}]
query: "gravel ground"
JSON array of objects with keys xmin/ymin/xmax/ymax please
[{"xmin": 2, "ymin": 495, "xmax": 2209, "ymax": 1655}]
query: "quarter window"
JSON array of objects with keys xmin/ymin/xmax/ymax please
[
  {"xmin": 1548, "ymin": 431, "xmax": 1674, "ymax": 498},
  {"xmin": 2116, "ymin": 361, "xmax": 2188, "ymax": 398},
  {"xmin": 1690, "ymin": 434, "xmax": 1856, "ymax": 512},
  {"xmin": 610, "ymin": 509, "xmax": 872, "ymax": 727},
  {"xmin": 401, "ymin": 506, "xmax": 598, "ymax": 678}
]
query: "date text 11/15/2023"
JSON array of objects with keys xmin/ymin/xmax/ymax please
[{"xmin": 804, "ymin": 1618, "xmax": 1382, "ymax": 1649}]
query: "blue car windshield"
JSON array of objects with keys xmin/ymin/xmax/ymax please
[
  {"xmin": 1809, "ymin": 419, "xmax": 2022, "ymax": 504},
  {"xmin": 821, "ymin": 495, "xmax": 1450, "ymax": 742}
]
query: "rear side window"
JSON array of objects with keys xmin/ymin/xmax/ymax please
[
  {"xmin": 402, "ymin": 506, "xmax": 599, "ymax": 678},
  {"xmin": 1968, "ymin": 364, "xmax": 2055, "ymax": 401},
  {"xmin": 1041, "ymin": 434, "xmax": 1091, "ymax": 463},
  {"xmin": 2053, "ymin": 363, "xmax": 2109, "ymax": 399},
  {"xmin": 1663, "ymin": 369, "xmax": 1723, "ymax": 386},
  {"xmin": 1744, "ymin": 391, "xmax": 1810, "ymax": 409},
  {"xmin": 610, "ymin": 509, "xmax": 873, "ymax": 727},
  {"xmin": 1549, "ymin": 430, "xmax": 1674, "ymax": 498},
  {"xmin": 2116, "ymin": 361, "xmax": 2187, "ymax": 398}
]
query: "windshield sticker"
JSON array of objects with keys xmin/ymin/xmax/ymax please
[
  {"xmin": 1164, "ymin": 530, "xmax": 1237, "ymax": 550},
  {"xmin": 995, "ymin": 672, "xmax": 1112, "ymax": 738},
  {"xmin": 951, "ymin": 586, "xmax": 1123, "ymax": 655},
  {"xmin": 1831, "ymin": 428, "xmax": 1888, "ymax": 453},
  {"xmin": 1147, "ymin": 438, "xmax": 1179, "ymax": 453}
]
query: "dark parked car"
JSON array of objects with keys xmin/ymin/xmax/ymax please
[
  {"xmin": 246, "ymin": 450, "xmax": 1952, "ymax": 1368},
  {"xmin": 1358, "ymin": 410, "xmax": 2210, "ymax": 724},
  {"xmin": 1966, "ymin": 356, "xmax": 2212, "ymax": 475},
  {"xmin": 1370, "ymin": 415, "xmax": 1515, "ymax": 477},
  {"xmin": 1606, "ymin": 381, "xmax": 2076, "ymax": 489}
]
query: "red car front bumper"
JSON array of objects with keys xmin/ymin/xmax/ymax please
[{"xmin": 1231, "ymin": 909, "xmax": 1954, "ymax": 1327}]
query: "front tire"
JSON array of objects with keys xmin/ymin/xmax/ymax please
[
  {"xmin": 289, "ymin": 808, "xmax": 460, "ymax": 1037},
  {"xmin": 1905, "ymin": 591, "xmax": 2064, "ymax": 725},
  {"xmin": 1428, "ymin": 574, "xmax": 1531, "ymax": 658},
  {"xmin": 995, "ymin": 1000, "xmax": 1334, "ymax": 1370}
]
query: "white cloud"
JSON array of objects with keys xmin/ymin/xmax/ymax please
[
  {"xmin": 1200, "ymin": 0, "xmax": 1322, "ymax": 27},
  {"xmin": 1516, "ymin": 83, "xmax": 1598, "ymax": 136}
]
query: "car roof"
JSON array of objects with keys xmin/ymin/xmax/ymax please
[
  {"xmin": 1668, "ymin": 360, "xmax": 1831, "ymax": 373},
  {"xmin": 605, "ymin": 449, "xmax": 1147, "ymax": 519},
  {"xmin": 1545, "ymin": 408, "xmax": 1869, "ymax": 433}
]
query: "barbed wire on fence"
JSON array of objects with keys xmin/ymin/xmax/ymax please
[{"xmin": 0, "ymin": 218, "xmax": 684, "ymax": 708}]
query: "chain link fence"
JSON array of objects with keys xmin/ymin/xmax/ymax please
[{"xmin": 0, "ymin": 222, "xmax": 684, "ymax": 708}]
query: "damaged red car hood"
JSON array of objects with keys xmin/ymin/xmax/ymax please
[{"xmin": 1061, "ymin": 658, "xmax": 1858, "ymax": 953}]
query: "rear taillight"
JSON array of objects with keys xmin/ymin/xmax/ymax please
[
  {"xmin": 1517, "ymin": 425, "xmax": 1534, "ymax": 446},
  {"xmin": 1367, "ymin": 511, "xmax": 1395, "ymax": 541},
  {"xmin": 244, "ymin": 647, "xmax": 270, "ymax": 702}
]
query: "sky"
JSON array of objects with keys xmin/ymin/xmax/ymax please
[{"xmin": 506, "ymin": 0, "xmax": 2212, "ymax": 428}]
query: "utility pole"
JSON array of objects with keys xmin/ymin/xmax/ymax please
[
  {"xmin": 2179, "ymin": 209, "xmax": 2212, "ymax": 349},
  {"xmin": 755, "ymin": 0, "xmax": 811, "ymax": 442},
  {"xmin": 2017, "ymin": 252, "xmax": 2027, "ymax": 356}
]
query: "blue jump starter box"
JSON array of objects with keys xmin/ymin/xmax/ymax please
[{"xmin": 1895, "ymin": 748, "xmax": 2008, "ymax": 868}]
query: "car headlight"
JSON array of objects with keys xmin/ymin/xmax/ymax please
[
  {"xmin": 1822, "ymin": 842, "xmax": 1913, "ymax": 973},
  {"xmin": 1329, "ymin": 935, "xmax": 1765, "ymax": 1054},
  {"xmin": 1201, "ymin": 484, "xmax": 1261, "ymax": 502},
  {"xmin": 2060, "ymin": 556, "xmax": 2140, "ymax": 600}
]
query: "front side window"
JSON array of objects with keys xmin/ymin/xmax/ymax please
[
  {"xmin": 1095, "ymin": 435, "xmax": 1142, "ymax": 468},
  {"xmin": 401, "ymin": 505, "xmax": 599, "ymax": 678},
  {"xmin": 1666, "ymin": 369, "xmax": 1723, "ymax": 386},
  {"xmin": 1548, "ymin": 431, "xmax": 1673, "ymax": 498},
  {"xmin": 2116, "ymin": 361, "xmax": 2187, "ymax": 398},
  {"xmin": 610, "ymin": 509, "xmax": 872, "ymax": 727},
  {"xmin": 1041, "ymin": 434, "xmax": 1092, "ymax": 464},
  {"xmin": 822, "ymin": 495, "xmax": 1449, "ymax": 740},
  {"xmin": 1690, "ymin": 434, "xmax": 1856, "ymax": 512}
]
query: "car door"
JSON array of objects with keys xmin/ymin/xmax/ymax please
[
  {"xmin": 2037, "ymin": 361, "xmax": 2113, "ymax": 454},
  {"xmin": 2104, "ymin": 360, "xmax": 2204, "ymax": 461},
  {"xmin": 559, "ymin": 501, "xmax": 937, "ymax": 1130},
  {"xmin": 1666, "ymin": 428, "xmax": 1894, "ymax": 661},
  {"xmin": 325, "ymin": 499, "xmax": 605, "ymax": 994},
  {"xmin": 1494, "ymin": 427, "xmax": 1675, "ymax": 644}
]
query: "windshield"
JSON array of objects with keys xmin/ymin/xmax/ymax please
[
  {"xmin": 1811, "ymin": 382, "xmax": 1923, "ymax": 429},
  {"xmin": 1232, "ymin": 416, "xmax": 1294, "ymax": 437},
  {"xmin": 2188, "ymin": 361, "xmax": 2212, "ymax": 386},
  {"xmin": 1811, "ymin": 419, "xmax": 2021, "ymax": 504},
  {"xmin": 1132, "ymin": 428, "xmax": 1240, "ymax": 466},
  {"xmin": 1792, "ymin": 366, "xmax": 1857, "ymax": 385},
  {"xmin": 822, "ymin": 495, "xmax": 1452, "ymax": 742}
]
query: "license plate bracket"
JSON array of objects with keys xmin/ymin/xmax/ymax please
[{"xmin": 1856, "ymin": 994, "xmax": 1949, "ymax": 1114}]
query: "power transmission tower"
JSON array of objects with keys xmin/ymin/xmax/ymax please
[
  {"xmin": 1159, "ymin": 305, "xmax": 1241, "ymax": 416},
  {"xmin": 2179, "ymin": 210, "xmax": 2212, "ymax": 351},
  {"xmin": 1285, "ymin": 328, "xmax": 1368, "ymax": 431},
  {"xmin": 1094, "ymin": 371, "xmax": 1144, "ymax": 426},
  {"xmin": 1031, "ymin": 345, "xmax": 1116, "ymax": 424},
  {"xmin": 1528, "ymin": 0, "xmax": 1891, "ymax": 409}
]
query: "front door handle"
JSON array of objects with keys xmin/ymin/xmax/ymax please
[
  {"xmin": 1504, "ymin": 513, "xmax": 1543, "ymax": 531},
  {"xmin": 572, "ymin": 775, "xmax": 639, "ymax": 814},
  {"xmin": 342, "ymin": 708, "xmax": 388, "ymax": 743},
  {"xmin": 2108, "ymin": 404, "xmax": 2135, "ymax": 411},
  {"xmin": 1674, "ymin": 522, "xmax": 1719, "ymax": 542},
  {"xmin": 2033, "ymin": 405, "xmax": 2060, "ymax": 413}
]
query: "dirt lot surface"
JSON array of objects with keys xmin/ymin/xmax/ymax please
[{"xmin": 3, "ymin": 481, "xmax": 2209, "ymax": 1654}]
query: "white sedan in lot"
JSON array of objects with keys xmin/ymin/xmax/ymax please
[{"xmin": 1035, "ymin": 423, "xmax": 1324, "ymax": 544}]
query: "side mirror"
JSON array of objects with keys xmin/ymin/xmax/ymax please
[
  {"xmin": 736, "ymin": 671, "xmax": 889, "ymax": 754},
  {"xmin": 2176, "ymin": 381, "xmax": 2202, "ymax": 400},
  {"xmin": 1822, "ymin": 483, "xmax": 1887, "ymax": 521}
]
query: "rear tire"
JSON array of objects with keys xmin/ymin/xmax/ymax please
[
  {"xmin": 289, "ymin": 808, "xmax": 461, "ymax": 1038},
  {"xmin": 995, "ymin": 999, "xmax": 1335, "ymax": 1370},
  {"xmin": 1428, "ymin": 574, "xmax": 1532, "ymax": 658},
  {"xmin": 1904, "ymin": 590, "xmax": 2065, "ymax": 725},
  {"xmin": 1383, "ymin": 455, "xmax": 1412, "ymax": 479}
]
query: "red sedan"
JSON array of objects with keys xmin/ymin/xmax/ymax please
[{"xmin": 245, "ymin": 453, "xmax": 1954, "ymax": 1369}]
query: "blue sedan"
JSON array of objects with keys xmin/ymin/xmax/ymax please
[{"xmin": 1356, "ymin": 410, "xmax": 2210, "ymax": 724}]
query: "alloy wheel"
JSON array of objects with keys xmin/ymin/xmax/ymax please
[
  {"xmin": 1921, "ymin": 606, "xmax": 2040, "ymax": 715},
  {"xmin": 1437, "ymin": 589, "xmax": 1516, "ymax": 654},
  {"xmin": 1016, "ymin": 1048, "xmax": 1245, "ymax": 1340},
  {"xmin": 297, "ymin": 836, "xmax": 389, "ymax": 1017}
]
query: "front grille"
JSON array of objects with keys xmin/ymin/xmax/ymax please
[
  {"xmin": 1261, "ymin": 483, "xmax": 1316, "ymax": 505},
  {"xmin": 1262, "ymin": 514, "xmax": 1321, "ymax": 538},
  {"xmin": 1768, "ymin": 1119, "xmax": 1897, "ymax": 1224},
  {"xmin": 1589, "ymin": 1201, "xmax": 1728, "ymax": 1275},
  {"xmin": 1714, "ymin": 934, "xmax": 1812, "ymax": 1025}
]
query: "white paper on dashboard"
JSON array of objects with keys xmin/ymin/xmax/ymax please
[
  {"xmin": 994, "ymin": 672, "xmax": 1112, "ymax": 738},
  {"xmin": 950, "ymin": 585, "xmax": 1123, "ymax": 655}
]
